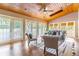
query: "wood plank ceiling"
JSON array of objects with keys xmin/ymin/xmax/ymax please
[{"xmin": 0, "ymin": 3, "xmax": 79, "ymax": 22}]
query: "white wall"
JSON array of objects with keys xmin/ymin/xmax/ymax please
[{"xmin": 49, "ymin": 12, "xmax": 78, "ymax": 39}]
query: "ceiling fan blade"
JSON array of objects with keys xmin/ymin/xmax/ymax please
[
  {"xmin": 39, "ymin": 6, "xmax": 44, "ymax": 11},
  {"xmin": 43, "ymin": 10, "xmax": 53, "ymax": 12},
  {"xmin": 37, "ymin": 3, "xmax": 50, "ymax": 11},
  {"xmin": 39, "ymin": 4, "xmax": 46, "ymax": 11}
]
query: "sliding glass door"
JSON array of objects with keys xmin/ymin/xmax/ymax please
[
  {"xmin": 0, "ymin": 16, "xmax": 10, "ymax": 43},
  {"xmin": 25, "ymin": 20, "xmax": 32, "ymax": 34},
  {"xmin": 25, "ymin": 20, "xmax": 47, "ymax": 38},
  {"xmin": 38, "ymin": 23, "xmax": 47, "ymax": 36},
  {"xmin": 13, "ymin": 19, "xmax": 23, "ymax": 40},
  {"xmin": 32, "ymin": 21, "xmax": 38, "ymax": 38},
  {"xmin": 0, "ymin": 14, "xmax": 24, "ymax": 44},
  {"xmin": 38, "ymin": 23, "xmax": 43, "ymax": 36}
]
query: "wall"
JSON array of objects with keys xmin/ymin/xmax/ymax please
[
  {"xmin": 49, "ymin": 12, "xmax": 78, "ymax": 40},
  {"xmin": 78, "ymin": 11, "xmax": 79, "ymax": 41}
]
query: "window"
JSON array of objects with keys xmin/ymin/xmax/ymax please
[
  {"xmin": 67, "ymin": 21, "xmax": 75, "ymax": 38},
  {"xmin": 53, "ymin": 23, "xmax": 59, "ymax": 30},
  {"xmin": 60, "ymin": 22, "xmax": 67, "ymax": 30},
  {"xmin": 49, "ymin": 24, "xmax": 53, "ymax": 30}
]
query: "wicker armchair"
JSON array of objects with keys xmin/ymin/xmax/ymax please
[{"xmin": 42, "ymin": 36, "xmax": 59, "ymax": 56}]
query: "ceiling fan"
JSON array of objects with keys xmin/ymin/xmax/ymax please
[
  {"xmin": 37, "ymin": 3, "xmax": 63, "ymax": 16},
  {"xmin": 37, "ymin": 3, "xmax": 53, "ymax": 12}
]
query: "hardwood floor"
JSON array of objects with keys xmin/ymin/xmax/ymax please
[{"xmin": 0, "ymin": 38, "xmax": 79, "ymax": 56}]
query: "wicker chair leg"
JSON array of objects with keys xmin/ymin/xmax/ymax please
[
  {"xmin": 56, "ymin": 49, "xmax": 58, "ymax": 56},
  {"xmin": 36, "ymin": 40, "xmax": 37, "ymax": 46},
  {"xmin": 44, "ymin": 47, "xmax": 46, "ymax": 56},
  {"xmin": 28, "ymin": 41, "xmax": 30, "ymax": 46}
]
